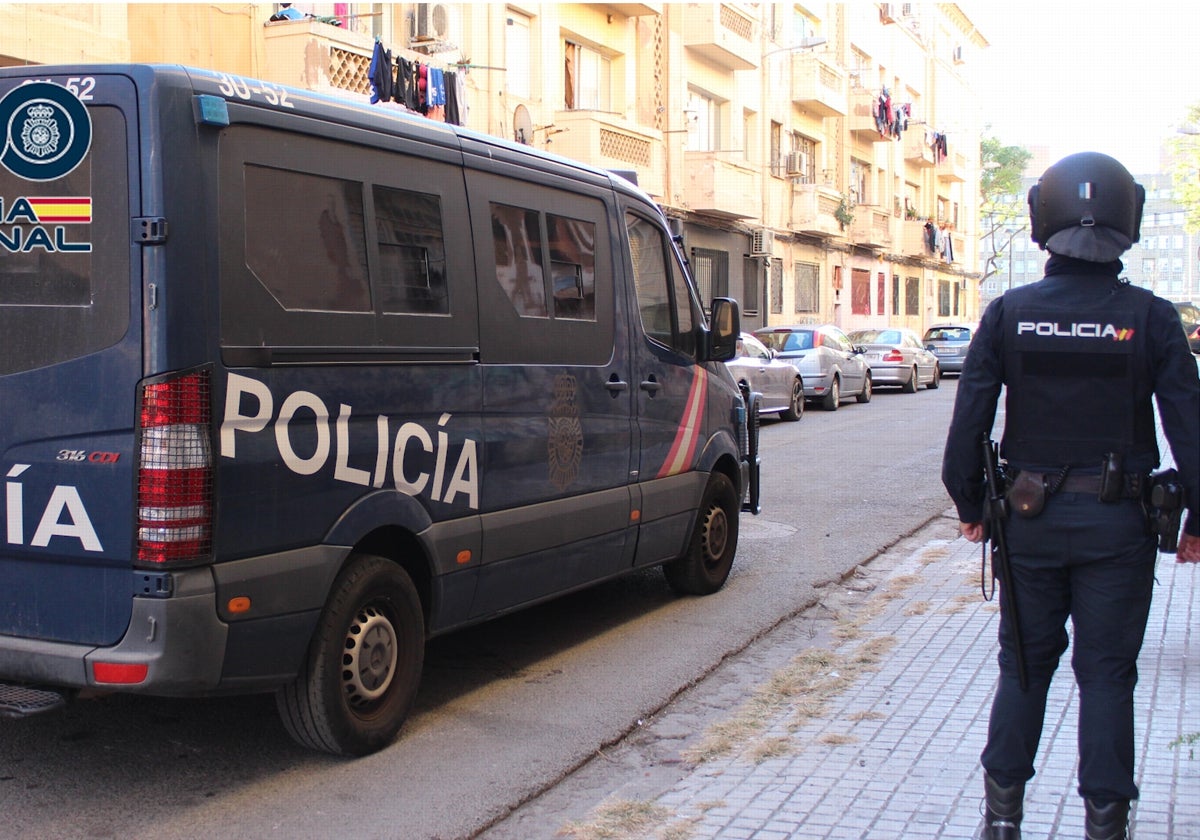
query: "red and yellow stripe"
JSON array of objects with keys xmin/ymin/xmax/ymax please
[
  {"xmin": 26, "ymin": 197, "xmax": 92, "ymax": 224},
  {"xmin": 656, "ymin": 368, "xmax": 707, "ymax": 478}
]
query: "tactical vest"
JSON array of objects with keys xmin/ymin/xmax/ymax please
[{"xmin": 1000, "ymin": 277, "xmax": 1157, "ymax": 468}]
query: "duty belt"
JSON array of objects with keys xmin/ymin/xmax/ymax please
[{"xmin": 1056, "ymin": 472, "xmax": 1144, "ymax": 499}]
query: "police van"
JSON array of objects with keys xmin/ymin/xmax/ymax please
[{"xmin": 0, "ymin": 65, "xmax": 759, "ymax": 755}]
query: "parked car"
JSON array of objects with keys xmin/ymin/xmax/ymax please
[
  {"xmin": 754, "ymin": 324, "xmax": 871, "ymax": 411},
  {"xmin": 848, "ymin": 328, "xmax": 941, "ymax": 393},
  {"xmin": 1174, "ymin": 302, "xmax": 1200, "ymax": 353},
  {"xmin": 726, "ymin": 332, "xmax": 805, "ymax": 421},
  {"xmin": 922, "ymin": 323, "xmax": 976, "ymax": 374}
]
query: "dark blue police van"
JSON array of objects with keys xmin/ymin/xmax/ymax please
[{"xmin": 0, "ymin": 65, "xmax": 759, "ymax": 755}]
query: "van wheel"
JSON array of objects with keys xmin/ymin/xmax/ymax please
[
  {"xmin": 276, "ymin": 554, "xmax": 424, "ymax": 756},
  {"xmin": 822, "ymin": 376, "xmax": 840, "ymax": 411},
  {"xmin": 663, "ymin": 472, "xmax": 739, "ymax": 596},
  {"xmin": 781, "ymin": 378, "xmax": 804, "ymax": 421}
]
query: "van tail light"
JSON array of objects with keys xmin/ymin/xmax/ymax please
[
  {"xmin": 882, "ymin": 349, "xmax": 904, "ymax": 363},
  {"xmin": 137, "ymin": 368, "xmax": 213, "ymax": 566}
]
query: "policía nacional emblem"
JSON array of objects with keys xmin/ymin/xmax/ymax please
[
  {"xmin": 547, "ymin": 373, "xmax": 583, "ymax": 491},
  {"xmin": 0, "ymin": 81, "xmax": 92, "ymax": 181}
]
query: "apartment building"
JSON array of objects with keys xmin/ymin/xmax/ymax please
[{"xmin": 0, "ymin": 2, "xmax": 987, "ymax": 332}]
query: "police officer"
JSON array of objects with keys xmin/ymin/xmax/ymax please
[{"xmin": 942, "ymin": 151, "xmax": 1200, "ymax": 840}]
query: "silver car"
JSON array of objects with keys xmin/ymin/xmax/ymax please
[
  {"xmin": 848, "ymin": 328, "xmax": 941, "ymax": 393},
  {"xmin": 922, "ymin": 323, "xmax": 976, "ymax": 374},
  {"xmin": 753, "ymin": 324, "xmax": 872, "ymax": 411},
  {"xmin": 725, "ymin": 332, "xmax": 804, "ymax": 421}
]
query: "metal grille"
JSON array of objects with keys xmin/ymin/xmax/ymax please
[
  {"xmin": 0, "ymin": 683, "xmax": 67, "ymax": 717},
  {"xmin": 329, "ymin": 46, "xmax": 372, "ymax": 95},
  {"xmin": 600, "ymin": 129, "xmax": 651, "ymax": 166},
  {"xmin": 719, "ymin": 4, "xmax": 753, "ymax": 41}
]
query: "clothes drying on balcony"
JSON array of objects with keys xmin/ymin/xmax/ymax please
[
  {"xmin": 367, "ymin": 40, "xmax": 466, "ymax": 126},
  {"xmin": 871, "ymin": 88, "xmax": 911, "ymax": 140}
]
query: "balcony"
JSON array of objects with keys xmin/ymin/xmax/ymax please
[
  {"xmin": 263, "ymin": 18, "xmax": 377, "ymax": 98},
  {"xmin": 904, "ymin": 133, "xmax": 935, "ymax": 167},
  {"xmin": 605, "ymin": 2, "xmax": 663, "ymax": 15},
  {"xmin": 848, "ymin": 89, "xmax": 884, "ymax": 139},
  {"xmin": 937, "ymin": 151, "xmax": 969, "ymax": 182},
  {"xmin": 790, "ymin": 183, "xmax": 844, "ymax": 237},
  {"xmin": 848, "ymin": 205, "xmax": 892, "ymax": 250},
  {"xmin": 682, "ymin": 151, "xmax": 760, "ymax": 220},
  {"xmin": 790, "ymin": 52, "xmax": 847, "ymax": 117},
  {"xmin": 682, "ymin": 3, "xmax": 757, "ymax": 71},
  {"xmin": 551, "ymin": 110, "xmax": 663, "ymax": 199},
  {"xmin": 901, "ymin": 219, "xmax": 937, "ymax": 258}
]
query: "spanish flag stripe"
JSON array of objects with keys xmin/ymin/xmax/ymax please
[
  {"xmin": 26, "ymin": 197, "xmax": 92, "ymax": 224},
  {"xmin": 656, "ymin": 369, "xmax": 708, "ymax": 478}
]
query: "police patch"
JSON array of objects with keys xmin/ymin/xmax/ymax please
[{"xmin": 0, "ymin": 82, "xmax": 92, "ymax": 181}]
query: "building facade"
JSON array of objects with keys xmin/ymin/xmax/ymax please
[{"xmin": 0, "ymin": 2, "xmax": 989, "ymax": 332}]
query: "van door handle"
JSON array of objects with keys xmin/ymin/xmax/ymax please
[
  {"xmin": 606, "ymin": 374, "xmax": 629, "ymax": 396},
  {"xmin": 640, "ymin": 374, "xmax": 661, "ymax": 396}
]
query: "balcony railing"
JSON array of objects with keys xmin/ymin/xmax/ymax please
[
  {"xmin": 790, "ymin": 183, "xmax": 843, "ymax": 237},
  {"xmin": 904, "ymin": 133, "xmax": 935, "ymax": 167},
  {"xmin": 682, "ymin": 3, "xmax": 757, "ymax": 71},
  {"xmin": 550, "ymin": 110, "xmax": 664, "ymax": 198},
  {"xmin": 682, "ymin": 151, "xmax": 760, "ymax": 220},
  {"xmin": 790, "ymin": 52, "xmax": 847, "ymax": 117},
  {"xmin": 901, "ymin": 219, "xmax": 936, "ymax": 258},
  {"xmin": 937, "ymin": 151, "xmax": 969, "ymax": 182},
  {"xmin": 848, "ymin": 89, "xmax": 884, "ymax": 139},
  {"xmin": 848, "ymin": 205, "xmax": 892, "ymax": 249},
  {"xmin": 263, "ymin": 18, "xmax": 378, "ymax": 98}
]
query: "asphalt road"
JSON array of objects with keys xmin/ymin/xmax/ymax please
[{"xmin": 0, "ymin": 377, "xmax": 960, "ymax": 840}]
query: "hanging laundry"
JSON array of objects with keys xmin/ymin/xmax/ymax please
[
  {"xmin": 368, "ymin": 40, "xmax": 393, "ymax": 104},
  {"xmin": 444, "ymin": 71, "xmax": 461, "ymax": 126}
]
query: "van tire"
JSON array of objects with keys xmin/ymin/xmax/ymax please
[
  {"xmin": 276, "ymin": 554, "xmax": 425, "ymax": 756},
  {"xmin": 663, "ymin": 472, "xmax": 739, "ymax": 596}
]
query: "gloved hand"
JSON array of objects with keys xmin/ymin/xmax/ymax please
[{"xmin": 1176, "ymin": 531, "xmax": 1200, "ymax": 563}]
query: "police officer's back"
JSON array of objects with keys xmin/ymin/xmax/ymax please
[{"xmin": 942, "ymin": 151, "xmax": 1200, "ymax": 840}]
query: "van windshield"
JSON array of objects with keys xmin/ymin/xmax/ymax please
[{"xmin": 0, "ymin": 106, "xmax": 129, "ymax": 375}]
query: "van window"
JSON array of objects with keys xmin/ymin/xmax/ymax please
[
  {"xmin": 626, "ymin": 213, "xmax": 695, "ymax": 356},
  {"xmin": 244, "ymin": 165, "xmax": 372, "ymax": 313},
  {"xmin": 0, "ymin": 106, "xmax": 129, "ymax": 375},
  {"xmin": 220, "ymin": 125, "xmax": 476, "ymax": 358},
  {"xmin": 374, "ymin": 185, "xmax": 449, "ymax": 315},
  {"xmin": 491, "ymin": 202, "xmax": 547, "ymax": 317}
]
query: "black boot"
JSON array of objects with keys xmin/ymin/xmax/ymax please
[
  {"xmin": 983, "ymin": 773, "xmax": 1023, "ymax": 840},
  {"xmin": 1084, "ymin": 799, "xmax": 1129, "ymax": 840}
]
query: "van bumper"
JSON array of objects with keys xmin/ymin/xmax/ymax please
[{"xmin": 0, "ymin": 567, "xmax": 228, "ymax": 694}]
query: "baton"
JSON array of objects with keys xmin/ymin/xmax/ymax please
[{"xmin": 981, "ymin": 436, "xmax": 1028, "ymax": 691}]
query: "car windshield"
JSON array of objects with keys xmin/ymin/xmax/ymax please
[
  {"xmin": 758, "ymin": 330, "xmax": 813, "ymax": 352},
  {"xmin": 850, "ymin": 329, "xmax": 903, "ymax": 345},
  {"xmin": 924, "ymin": 327, "xmax": 970, "ymax": 342}
]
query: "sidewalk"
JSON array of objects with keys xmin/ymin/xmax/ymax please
[{"xmin": 486, "ymin": 512, "xmax": 1200, "ymax": 839}]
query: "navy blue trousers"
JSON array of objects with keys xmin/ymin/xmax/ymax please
[{"xmin": 980, "ymin": 491, "xmax": 1156, "ymax": 802}]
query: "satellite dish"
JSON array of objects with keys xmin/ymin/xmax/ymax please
[{"xmin": 514, "ymin": 105, "xmax": 533, "ymax": 146}]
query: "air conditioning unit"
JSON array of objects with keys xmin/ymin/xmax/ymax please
[
  {"xmin": 415, "ymin": 3, "xmax": 451, "ymax": 40},
  {"xmin": 785, "ymin": 152, "xmax": 805, "ymax": 176},
  {"xmin": 879, "ymin": 4, "xmax": 896, "ymax": 24},
  {"xmin": 751, "ymin": 229, "xmax": 774, "ymax": 257}
]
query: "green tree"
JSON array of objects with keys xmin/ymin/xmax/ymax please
[
  {"xmin": 979, "ymin": 136, "xmax": 1033, "ymax": 287},
  {"xmin": 1168, "ymin": 103, "xmax": 1200, "ymax": 235}
]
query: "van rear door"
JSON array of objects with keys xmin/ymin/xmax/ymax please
[{"xmin": 0, "ymin": 72, "xmax": 142, "ymax": 646}]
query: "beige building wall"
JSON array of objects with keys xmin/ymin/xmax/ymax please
[{"xmin": 0, "ymin": 2, "xmax": 987, "ymax": 332}]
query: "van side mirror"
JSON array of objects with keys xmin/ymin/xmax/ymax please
[{"xmin": 706, "ymin": 297, "xmax": 740, "ymax": 362}]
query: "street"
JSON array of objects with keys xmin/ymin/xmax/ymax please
[{"xmin": 0, "ymin": 378, "xmax": 960, "ymax": 840}]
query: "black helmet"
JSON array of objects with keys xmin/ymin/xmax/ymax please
[{"xmin": 1027, "ymin": 152, "xmax": 1144, "ymax": 262}]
